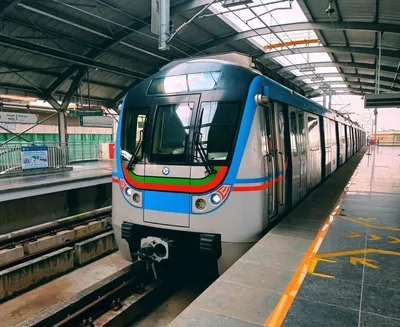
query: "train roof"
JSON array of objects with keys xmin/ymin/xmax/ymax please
[{"xmin": 158, "ymin": 52, "xmax": 362, "ymax": 130}]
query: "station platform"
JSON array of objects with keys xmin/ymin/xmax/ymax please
[
  {"xmin": 170, "ymin": 146, "xmax": 400, "ymax": 327},
  {"xmin": 0, "ymin": 161, "xmax": 112, "ymax": 202}
]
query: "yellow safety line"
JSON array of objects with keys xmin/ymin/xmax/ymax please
[
  {"xmin": 264, "ymin": 162, "xmax": 362, "ymax": 327},
  {"xmin": 338, "ymin": 215, "xmax": 400, "ymax": 231},
  {"xmin": 264, "ymin": 216, "xmax": 334, "ymax": 327},
  {"xmin": 316, "ymin": 248, "xmax": 400, "ymax": 258}
]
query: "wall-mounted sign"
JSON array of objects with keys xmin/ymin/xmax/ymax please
[
  {"xmin": 0, "ymin": 112, "xmax": 38, "ymax": 124},
  {"xmin": 21, "ymin": 146, "xmax": 48, "ymax": 170},
  {"xmin": 68, "ymin": 110, "xmax": 103, "ymax": 117},
  {"xmin": 0, "ymin": 123, "xmax": 16, "ymax": 131},
  {"xmin": 80, "ymin": 116, "xmax": 113, "ymax": 127}
]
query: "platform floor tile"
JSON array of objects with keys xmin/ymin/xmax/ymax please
[{"xmin": 281, "ymin": 146, "xmax": 400, "ymax": 327}]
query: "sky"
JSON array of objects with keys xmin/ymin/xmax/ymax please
[{"xmin": 211, "ymin": 0, "xmax": 400, "ymax": 132}]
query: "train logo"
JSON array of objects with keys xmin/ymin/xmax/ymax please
[{"xmin": 162, "ymin": 167, "xmax": 170, "ymax": 176}]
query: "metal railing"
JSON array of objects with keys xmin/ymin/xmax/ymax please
[{"xmin": 0, "ymin": 142, "xmax": 102, "ymax": 175}]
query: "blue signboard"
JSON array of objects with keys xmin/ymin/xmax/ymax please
[{"xmin": 21, "ymin": 146, "xmax": 49, "ymax": 170}]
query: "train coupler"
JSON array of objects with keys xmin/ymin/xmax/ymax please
[{"xmin": 137, "ymin": 236, "xmax": 171, "ymax": 280}]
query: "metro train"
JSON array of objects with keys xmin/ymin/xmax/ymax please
[{"xmin": 112, "ymin": 53, "xmax": 365, "ymax": 274}]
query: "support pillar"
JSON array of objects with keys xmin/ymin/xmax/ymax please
[
  {"xmin": 58, "ymin": 110, "xmax": 68, "ymax": 165},
  {"xmin": 58, "ymin": 111, "xmax": 68, "ymax": 145},
  {"xmin": 328, "ymin": 95, "xmax": 332, "ymax": 110}
]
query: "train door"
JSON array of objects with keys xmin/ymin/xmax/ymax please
[
  {"xmin": 289, "ymin": 107, "xmax": 300, "ymax": 206},
  {"xmin": 306, "ymin": 113, "xmax": 322, "ymax": 191},
  {"xmin": 263, "ymin": 104, "xmax": 278, "ymax": 220}
]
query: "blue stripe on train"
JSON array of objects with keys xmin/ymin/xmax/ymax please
[{"xmin": 225, "ymin": 75, "xmax": 265, "ymax": 184}]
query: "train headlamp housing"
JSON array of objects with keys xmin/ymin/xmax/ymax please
[
  {"xmin": 210, "ymin": 193, "xmax": 222, "ymax": 205},
  {"xmin": 125, "ymin": 187, "xmax": 133, "ymax": 197},
  {"xmin": 195, "ymin": 198, "xmax": 207, "ymax": 210},
  {"xmin": 132, "ymin": 193, "xmax": 141, "ymax": 204}
]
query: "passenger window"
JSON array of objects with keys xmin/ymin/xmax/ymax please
[
  {"xmin": 331, "ymin": 120, "xmax": 337, "ymax": 146},
  {"xmin": 298, "ymin": 113, "xmax": 305, "ymax": 154},
  {"xmin": 290, "ymin": 111, "xmax": 298, "ymax": 156},
  {"xmin": 265, "ymin": 108, "xmax": 274, "ymax": 153},
  {"xmin": 307, "ymin": 115, "xmax": 320, "ymax": 151},
  {"xmin": 298, "ymin": 113, "xmax": 304, "ymax": 135}
]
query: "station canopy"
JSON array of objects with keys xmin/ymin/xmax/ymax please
[{"xmin": 0, "ymin": 0, "xmax": 399, "ymax": 111}]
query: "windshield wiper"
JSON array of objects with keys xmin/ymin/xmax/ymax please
[
  {"xmin": 195, "ymin": 109, "xmax": 216, "ymax": 175},
  {"xmin": 127, "ymin": 130, "xmax": 143, "ymax": 171}
]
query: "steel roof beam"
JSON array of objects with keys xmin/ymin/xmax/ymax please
[
  {"xmin": 3, "ymin": 17, "xmax": 155, "ymax": 68},
  {"xmin": 303, "ymin": 81, "xmax": 400, "ymax": 92},
  {"xmin": 60, "ymin": 67, "xmax": 87, "ymax": 110},
  {"xmin": 292, "ymin": 73, "xmax": 399, "ymax": 86},
  {"xmin": 303, "ymin": 80, "xmax": 400, "ymax": 91},
  {"xmin": 0, "ymin": 0, "xmax": 19, "ymax": 18},
  {"xmin": 275, "ymin": 61, "xmax": 399, "ymax": 75},
  {"xmin": 0, "ymin": 34, "xmax": 149, "ymax": 79},
  {"xmin": 195, "ymin": 21, "xmax": 400, "ymax": 53},
  {"xmin": 17, "ymin": 2, "xmax": 113, "ymax": 39},
  {"xmin": 309, "ymin": 88, "xmax": 374, "ymax": 98},
  {"xmin": 47, "ymin": 0, "xmax": 210, "ymax": 94},
  {"xmin": 332, "ymin": 3, "xmax": 353, "ymax": 81},
  {"xmin": 257, "ymin": 46, "xmax": 400, "ymax": 61},
  {"xmin": 0, "ymin": 82, "xmax": 110, "ymax": 106}
]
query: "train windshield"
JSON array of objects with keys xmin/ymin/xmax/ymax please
[
  {"xmin": 194, "ymin": 101, "xmax": 241, "ymax": 162},
  {"xmin": 121, "ymin": 107, "xmax": 148, "ymax": 163},
  {"xmin": 122, "ymin": 101, "xmax": 242, "ymax": 166},
  {"xmin": 150, "ymin": 102, "xmax": 194, "ymax": 163}
]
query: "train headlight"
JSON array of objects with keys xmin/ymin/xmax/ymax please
[
  {"xmin": 132, "ymin": 193, "xmax": 141, "ymax": 204},
  {"xmin": 125, "ymin": 187, "xmax": 133, "ymax": 197},
  {"xmin": 210, "ymin": 193, "xmax": 221, "ymax": 205},
  {"xmin": 195, "ymin": 198, "xmax": 207, "ymax": 210}
]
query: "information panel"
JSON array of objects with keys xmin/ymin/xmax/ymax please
[
  {"xmin": 21, "ymin": 146, "xmax": 48, "ymax": 170},
  {"xmin": 0, "ymin": 112, "xmax": 38, "ymax": 124},
  {"xmin": 80, "ymin": 116, "xmax": 113, "ymax": 127}
]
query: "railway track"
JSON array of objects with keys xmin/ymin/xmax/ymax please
[
  {"xmin": 0, "ymin": 206, "xmax": 112, "ymax": 250},
  {"xmin": 0, "ymin": 207, "xmax": 118, "ymax": 304},
  {"xmin": 24, "ymin": 260, "xmax": 177, "ymax": 327},
  {"xmin": 0, "ymin": 206, "xmax": 112, "ymax": 271}
]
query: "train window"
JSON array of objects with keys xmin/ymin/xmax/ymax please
[
  {"xmin": 148, "ymin": 72, "xmax": 221, "ymax": 94},
  {"xmin": 188, "ymin": 72, "xmax": 221, "ymax": 91},
  {"xmin": 290, "ymin": 111, "xmax": 298, "ymax": 156},
  {"xmin": 339, "ymin": 124, "xmax": 346, "ymax": 145},
  {"xmin": 298, "ymin": 112, "xmax": 305, "ymax": 154},
  {"xmin": 331, "ymin": 120, "xmax": 337, "ymax": 146},
  {"xmin": 265, "ymin": 108, "xmax": 274, "ymax": 152},
  {"xmin": 307, "ymin": 115, "xmax": 320, "ymax": 151},
  {"xmin": 121, "ymin": 107, "xmax": 149, "ymax": 162},
  {"xmin": 150, "ymin": 102, "xmax": 194, "ymax": 163},
  {"xmin": 298, "ymin": 113, "xmax": 305, "ymax": 134},
  {"xmin": 194, "ymin": 101, "xmax": 241, "ymax": 162}
]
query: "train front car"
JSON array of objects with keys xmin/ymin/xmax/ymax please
[{"xmin": 112, "ymin": 57, "xmax": 268, "ymax": 273}]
